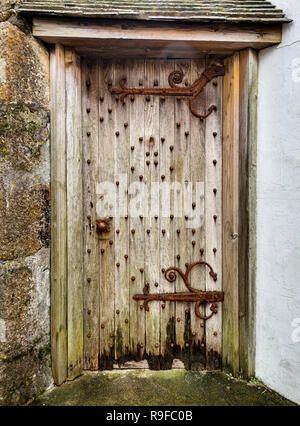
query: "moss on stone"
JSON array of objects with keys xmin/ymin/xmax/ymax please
[
  {"xmin": 30, "ymin": 370, "xmax": 296, "ymax": 406},
  {"xmin": 0, "ymin": 103, "xmax": 49, "ymax": 171}
]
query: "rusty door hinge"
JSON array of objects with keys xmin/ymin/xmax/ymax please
[
  {"xmin": 133, "ymin": 261, "xmax": 224, "ymax": 321},
  {"xmin": 110, "ymin": 64, "xmax": 225, "ymax": 120}
]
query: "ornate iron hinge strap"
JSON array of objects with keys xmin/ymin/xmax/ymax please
[
  {"xmin": 133, "ymin": 261, "xmax": 224, "ymax": 321},
  {"xmin": 110, "ymin": 64, "xmax": 225, "ymax": 120}
]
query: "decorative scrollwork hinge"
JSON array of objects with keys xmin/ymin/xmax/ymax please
[
  {"xmin": 110, "ymin": 64, "xmax": 225, "ymax": 120},
  {"xmin": 133, "ymin": 261, "xmax": 224, "ymax": 322}
]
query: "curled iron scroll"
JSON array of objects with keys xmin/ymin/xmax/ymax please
[{"xmin": 110, "ymin": 65, "xmax": 225, "ymax": 120}]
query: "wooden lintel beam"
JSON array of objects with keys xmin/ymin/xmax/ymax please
[{"xmin": 33, "ymin": 17, "xmax": 282, "ymax": 55}]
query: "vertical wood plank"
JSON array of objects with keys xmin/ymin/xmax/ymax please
[
  {"xmin": 98, "ymin": 60, "xmax": 115, "ymax": 369},
  {"xmin": 189, "ymin": 59, "xmax": 206, "ymax": 369},
  {"xmin": 65, "ymin": 48, "xmax": 83, "ymax": 380},
  {"xmin": 222, "ymin": 53, "xmax": 240, "ymax": 375},
  {"xmin": 205, "ymin": 61, "xmax": 223, "ymax": 370},
  {"xmin": 50, "ymin": 44, "xmax": 67, "ymax": 385},
  {"xmin": 81, "ymin": 57, "xmax": 100, "ymax": 370},
  {"xmin": 174, "ymin": 60, "xmax": 191, "ymax": 367},
  {"xmin": 144, "ymin": 59, "xmax": 161, "ymax": 364},
  {"xmin": 239, "ymin": 48, "xmax": 258, "ymax": 378},
  {"xmin": 114, "ymin": 59, "xmax": 130, "ymax": 363},
  {"xmin": 128, "ymin": 59, "xmax": 146, "ymax": 360},
  {"xmin": 159, "ymin": 59, "xmax": 175, "ymax": 366}
]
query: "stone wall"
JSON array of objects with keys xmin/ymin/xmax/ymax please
[{"xmin": 0, "ymin": 0, "xmax": 52, "ymax": 405}]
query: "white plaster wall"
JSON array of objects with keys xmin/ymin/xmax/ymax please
[{"xmin": 256, "ymin": 0, "xmax": 300, "ymax": 405}]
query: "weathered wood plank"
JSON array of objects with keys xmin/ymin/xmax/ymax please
[
  {"xmin": 65, "ymin": 48, "xmax": 83, "ymax": 380},
  {"xmin": 238, "ymin": 48, "xmax": 258, "ymax": 378},
  {"xmin": 128, "ymin": 59, "xmax": 146, "ymax": 361},
  {"xmin": 50, "ymin": 44, "xmax": 68, "ymax": 385},
  {"xmin": 98, "ymin": 60, "xmax": 115, "ymax": 369},
  {"xmin": 81, "ymin": 57, "xmax": 100, "ymax": 370},
  {"xmin": 144, "ymin": 59, "xmax": 161, "ymax": 364},
  {"xmin": 113, "ymin": 59, "xmax": 130, "ymax": 363},
  {"xmin": 159, "ymin": 59, "xmax": 175, "ymax": 367},
  {"xmin": 222, "ymin": 53, "xmax": 240, "ymax": 375},
  {"xmin": 205, "ymin": 61, "xmax": 223, "ymax": 370},
  {"xmin": 174, "ymin": 60, "xmax": 191, "ymax": 367},
  {"xmin": 33, "ymin": 18, "xmax": 283, "ymax": 53},
  {"xmin": 189, "ymin": 58, "xmax": 206, "ymax": 369}
]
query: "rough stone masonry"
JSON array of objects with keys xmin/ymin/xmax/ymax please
[{"xmin": 0, "ymin": 0, "xmax": 52, "ymax": 405}]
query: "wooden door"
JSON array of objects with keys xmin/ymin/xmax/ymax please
[{"xmin": 81, "ymin": 57, "xmax": 223, "ymax": 371}]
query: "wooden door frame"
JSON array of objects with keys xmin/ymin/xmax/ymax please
[{"xmin": 46, "ymin": 20, "xmax": 269, "ymax": 384}]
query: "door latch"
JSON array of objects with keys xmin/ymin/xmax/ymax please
[{"xmin": 96, "ymin": 218, "xmax": 111, "ymax": 234}]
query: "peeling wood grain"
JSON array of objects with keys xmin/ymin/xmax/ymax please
[
  {"xmin": 82, "ymin": 57, "xmax": 100, "ymax": 370},
  {"xmin": 65, "ymin": 48, "xmax": 83, "ymax": 380},
  {"xmin": 50, "ymin": 44, "xmax": 68, "ymax": 385},
  {"xmin": 222, "ymin": 53, "xmax": 240, "ymax": 375}
]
